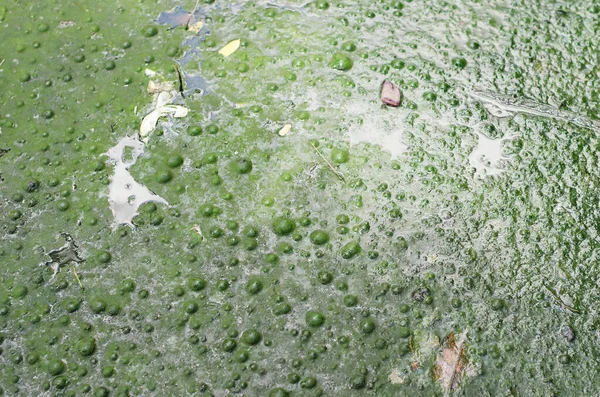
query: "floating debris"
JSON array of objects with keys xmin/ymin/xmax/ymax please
[
  {"xmin": 560, "ymin": 325, "xmax": 575, "ymax": 342},
  {"xmin": 278, "ymin": 124, "xmax": 292, "ymax": 136},
  {"xmin": 105, "ymin": 136, "xmax": 168, "ymax": 228},
  {"xmin": 58, "ymin": 20, "xmax": 76, "ymax": 28},
  {"xmin": 191, "ymin": 225, "xmax": 203, "ymax": 237},
  {"xmin": 147, "ymin": 80, "xmax": 175, "ymax": 94},
  {"xmin": 174, "ymin": 63, "xmax": 185, "ymax": 96},
  {"xmin": 140, "ymin": 105, "xmax": 189, "ymax": 140},
  {"xmin": 471, "ymin": 90, "xmax": 600, "ymax": 133},
  {"xmin": 73, "ymin": 269, "xmax": 84, "ymax": 289},
  {"xmin": 543, "ymin": 284, "xmax": 580, "ymax": 314},
  {"xmin": 433, "ymin": 330, "xmax": 476, "ymax": 394},
  {"xmin": 44, "ymin": 233, "xmax": 85, "ymax": 275},
  {"xmin": 218, "ymin": 39, "xmax": 241, "ymax": 57},
  {"xmin": 144, "ymin": 68, "xmax": 159, "ymax": 77},
  {"xmin": 388, "ymin": 368, "xmax": 404, "ymax": 384},
  {"xmin": 309, "ymin": 141, "xmax": 345, "ymax": 182},
  {"xmin": 381, "ymin": 80, "xmax": 402, "ymax": 107},
  {"xmin": 188, "ymin": 20, "xmax": 204, "ymax": 33}
]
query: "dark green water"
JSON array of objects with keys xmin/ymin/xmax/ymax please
[{"xmin": 2, "ymin": 0, "xmax": 600, "ymax": 395}]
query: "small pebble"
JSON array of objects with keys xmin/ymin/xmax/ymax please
[
  {"xmin": 381, "ymin": 80, "xmax": 402, "ymax": 107},
  {"xmin": 560, "ymin": 325, "xmax": 575, "ymax": 342}
]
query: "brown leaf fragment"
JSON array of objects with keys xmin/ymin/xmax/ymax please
[
  {"xmin": 433, "ymin": 330, "xmax": 470, "ymax": 394},
  {"xmin": 381, "ymin": 80, "xmax": 402, "ymax": 107}
]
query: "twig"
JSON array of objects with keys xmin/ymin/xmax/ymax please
[
  {"xmin": 73, "ymin": 269, "xmax": 84, "ymax": 290},
  {"xmin": 174, "ymin": 63, "xmax": 185, "ymax": 98},
  {"xmin": 186, "ymin": 0, "xmax": 200, "ymax": 29},
  {"xmin": 543, "ymin": 285, "xmax": 579, "ymax": 313},
  {"xmin": 309, "ymin": 141, "xmax": 345, "ymax": 182}
]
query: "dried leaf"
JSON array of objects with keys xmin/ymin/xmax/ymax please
[
  {"xmin": 188, "ymin": 20, "xmax": 204, "ymax": 33},
  {"xmin": 388, "ymin": 368, "xmax": 404, "ymax": 385},
  {"xmin": 278, "ymin": 124, "xmax": 292, "ymax": 136},
  {"xmin": 147, "ymin": 80, "xmax": 175, "ymax": 94},
  {"xmin": 218, "ymin": 39, "xmax": 241, "ymax": 57},
  {"xmin": 140, "ymin": 105, "xmax": 189, "ymax": 139},
  {"xmin": 433, "ymin": 330, "xmax": 471, "ymax": 394},
  {"xmin": 381, "ymin": 80, "xmax": 402, "ymax": 107}
]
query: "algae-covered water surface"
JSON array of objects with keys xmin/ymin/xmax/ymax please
[{"xmin": 2, "ymin": 0, "xmax": 600, "ymax": 395}]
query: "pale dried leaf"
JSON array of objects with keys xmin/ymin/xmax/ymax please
[
  {"xmin": 433, "ymin": 330, "xmax": 471, "ymax": 394},
  {"xmin": 147, "ymin": 80, "xmax": 175, "ymax": 94},
  {"xmin": 140, "ymin": 105, "xmax": 189, "ymax": 139},
  {"xmin": 389, "ymin": 368, "xmax": 404, "ymax": 385},
  {"xmin": 188, "ymin": 20, "xmax": 204, "ymax": 33},
  {"xmin": 278, "ymin": 124, "xmax": 292, "ymax": 136},
  {"xmin": 218, "ymin": 39, "xmax": 241, "ymax": 57},
  {"xmin": 144, "ymin": 68, "xmax": 158, "ymax": 77}
]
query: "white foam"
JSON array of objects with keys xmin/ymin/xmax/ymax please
[
  {"xmin": 468, "ymin": 131, "xmax": 509, "ymax": 177},
  {"xmin": 347, "ymin": 100, "xmax": 407, "ymax": 158},
  {"xmin": 105, "ymin": 136, "xmax": 168, "ymax": 228}
]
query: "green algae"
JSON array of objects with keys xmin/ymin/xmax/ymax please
[{"xmin": 2, "ymin": 0, "xmax": 600, "ymax": 396}]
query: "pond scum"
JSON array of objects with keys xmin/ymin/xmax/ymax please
[{"xmin": 2, "ymin": 1, "xmax": 600, "ymax": 396}]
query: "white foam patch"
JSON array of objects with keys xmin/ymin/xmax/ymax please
[
  {"xmin": 469, "ymin": 131, "xmax": 510, "ymax": 177},
  {"xmin": 105, "ymin": 136, "xmax": 168, "ymax": 228},
  {"xmin": 347, "ymin": 100, "xmax": 407, "ymax": 158}
]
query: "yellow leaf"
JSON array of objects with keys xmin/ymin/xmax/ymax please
[
  {"xmin": 278, "ymin": 124, "xmax": 292, "ymax": 136},
  {"xmin": 188, "ymin": 20, "xmax": 204, "ymax": 33},
  {"xmin": 218, "ymin": 39, "xmax": 240, "ymax": 57}
]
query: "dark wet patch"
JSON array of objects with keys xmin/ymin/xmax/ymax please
[{"xmin": 44, "ymin": 233, "xmax": 85, "ymax": 274}]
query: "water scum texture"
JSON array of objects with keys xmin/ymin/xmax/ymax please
[{"xmin": 2, "ymin": 0, "xmax": 600, "ymax": 396}]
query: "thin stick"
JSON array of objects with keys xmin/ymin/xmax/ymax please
[
  {"xmin": 544, "ymin": 285, "xmax": 579, "ymax": 313},
  {"xmin": 174, "ymin": 63, "xmax": 185, "ymax": 98},
  {"xmin": 73, "ymin": 269, "xmax": 84, "ymax": 290},
  {"xmin": 309, "ymin": 142, "xmax": 345, "ymax": 182},
  {"xmin": 187, "ymin": 0, "xmax": 200, "ymax": 29}
]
